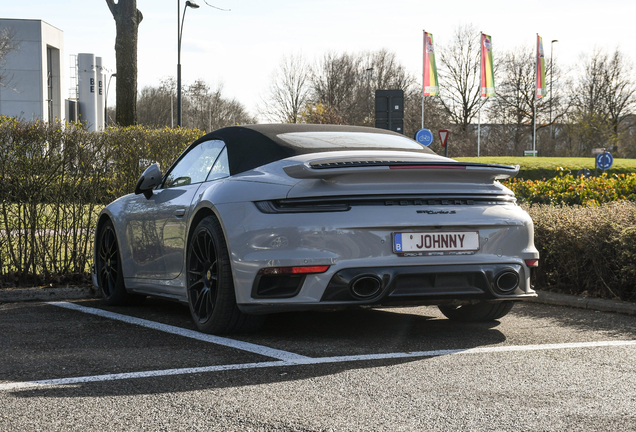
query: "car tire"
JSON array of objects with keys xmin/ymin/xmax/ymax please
[
  {"xmin": 187, "ymin": 215, "xmax": 266, "ymax": 334},
  {"xmin": 438, "ymin": 301, "xmax": 514, "ymax": 322},
  {"xmin": 96, "ymin": 220, "xmax": 145, "ymax": 306}
]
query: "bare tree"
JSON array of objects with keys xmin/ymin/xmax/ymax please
[
  {"xmin": 437, "ymin": 24, "xmax": 482, "ymax": 131},
  {"xmin": 260, "ymin": 54, "xmax": 311, "ymax": 123},
  {"xmin": 206, "ymin": 90, "xmax": 257, "ymax": 130},
  {"xmin": 570, "ymin": 47, "xmax": 636, "ymax": 153},
  {"xmin": 491, "ymin": 46, "xmax": 535, "ymax": 129},
  {"xmin": 308, "ymin": 49, "xmax": 416, "ymax": 127},
  {"xmin": 617, "ymin": 115, "xmax": 636, "ymax": 157},
  {"xmin": 563, "ymin": 50, "xmax": 614, "ymax": 156},
  {"xmin": 185, "ymin": 81, "xmax": 256, "ymax": 131},
  {"xmin": 485, "ymin": 45, "xmax": 569, "ymax": 155},
  {"xmin": 183, "ymin": 79, "xmax": 209, "ymax": 128},
  {"xmin": 311, "ymin": 51, "xmax": 362, "ymax": 124},
  {"xmin": 366, "ymin": 49, "xmax": 413, "ymax": 91},
  {"xmin": 105, "ymin": 0, "xmax": 143, "ymax": 126},
  {"xmin": 571, "ymin": 48, "xmax": 609, "ymax": 119},
  {"xmin": 299, "ymin": 102, "xmax": 346, "ymax": 125},
  {"xmin": 137, "ymin": 78, "xmax": 256, "ymax": 131},
  {"xmin": 602, "ymin": 49, "xmax": 636, "ymax": 136},
  {"xmin": 137, "ymin": 78, "xmax": 176, "ymax": 127},
  {"xmin": 359, "ymin": 49, "xmax": 416, "ymax": 127},
  {"xmin": 257, "ymin": 49, "xmax": 420, "ymax": 128}
]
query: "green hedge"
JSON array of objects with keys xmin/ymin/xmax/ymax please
[
  {"xmin": 0, "ymin": 117, "xmax": 203, "ymax": 286},
  {"xmin": 504, "ymin": 172, "xmax": 636, "ymax": 206},
  {"xmin": 526, "ymin": 202, "xmax": 636, "ymax": 302},
  {"xmin": 457, "ymin": 157, "xmax": 636, "ymax": 181},
  {"xmin": 101, "ymin": 125, "xmax": 203, "ymax": 199}
]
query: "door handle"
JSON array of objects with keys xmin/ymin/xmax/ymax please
[{"xmin": 175, "ymin": 209, "xmax": 186, "ymax": 217}]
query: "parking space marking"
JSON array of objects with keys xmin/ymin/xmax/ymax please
[
  {"xmin": 297, "ymin": 340, "xmax": 636, "ymax": 364},
  {"xmin": 2, "ymin": 340, "xmax": 635, "ymax": 392},
  {"xmin": 0, "ymin": 361, "xmax": 286, "ymax": 392},
  {"xmin": 48, "ymin": 301, "xmax": 309, "ymax": 362}
]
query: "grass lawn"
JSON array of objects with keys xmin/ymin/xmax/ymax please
[{"xmin": 454, "ymin": 156, "xmax": 636, "ymax": 180}]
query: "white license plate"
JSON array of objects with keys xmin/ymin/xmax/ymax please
[{"xmin": 393, "ymin": 231, "xmax": 480, "ymax": 253}]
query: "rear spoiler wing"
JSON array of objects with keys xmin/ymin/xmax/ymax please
[{"xmin": 283, "ymin": 161, "xmax": 520, "ymax": 181}]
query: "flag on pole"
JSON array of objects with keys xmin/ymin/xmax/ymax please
[
  {"xmin": 480, "ymin": 33, "xmax": 495, "ymax": 97},
  {"xmin": 423, "ymin": 32, "xmax": 439, "ymax": 96},
  {"xmin": 536, "ymin": 34, "xmax": 546, "ymax": 98}
]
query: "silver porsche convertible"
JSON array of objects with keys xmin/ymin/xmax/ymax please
[{"xmin": 93, "ymin": 124, "xmax": 539, "ymax": 334}]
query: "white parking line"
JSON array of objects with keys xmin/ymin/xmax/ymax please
[
  {"xmin": 48, "ymin": 301, "xmax": 309, "ymax": 362},
  {"xmin": 2, "ymin": 340, "xmax": 635, "ymax": 392}
]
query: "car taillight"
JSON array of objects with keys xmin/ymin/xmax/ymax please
[
  {"xmin": 389, "ymin": 165, "xmax": 466, "ymax": 170},
  {"xmin": 525, "ymin": 259, "xmax": 539, "ymax": 267},
  {"xmin": 255, "ymin": 201, "xmax": 350, "ymax": 214},
  {"xmin": 257, "ymin": 265, "xmax": 330, "ymax": 275}
]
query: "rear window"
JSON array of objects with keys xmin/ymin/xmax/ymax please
[{"xmin": 277, "ymin": 132, "xmax": 434, "ymax": 153}]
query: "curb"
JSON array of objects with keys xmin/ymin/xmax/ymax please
[
  {"xmin": 0, "ymin": 286, "xmax": 100, "ymax": 303},
  {"xmin": 1, "ymin": 286, "xmax": 635, "ymax": 316},
  {"xmin": 528, "ymin": 291, "xmax": 636, "ymax": 316}
]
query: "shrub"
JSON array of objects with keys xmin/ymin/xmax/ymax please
[
  {"xmin": 0, "ymin": 117, "xmax": 204, "ymax": 286},
  {"xmin": 101, "ymin": 125, "xmax": 203, "ymax": 199},
  {"xmin": 525, "ymin": 201, "xmax": 636, "ymax": 302},
  {"xmin": 504, "ymin": 172, "xmax": 636, "ymax": 206},
  {"xmin": 456, "ymin": 157, "xmax": 636, "ymax": 181}
]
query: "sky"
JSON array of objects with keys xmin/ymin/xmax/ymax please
[{"xmin": 2, "ymin": 0, "xmax": 635, "ymax": 120}]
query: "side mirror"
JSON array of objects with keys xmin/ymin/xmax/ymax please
[{"xmin": 134, "ymin": 163, "xmax": 163, "ymax": 199}]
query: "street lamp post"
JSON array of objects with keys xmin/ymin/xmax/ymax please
[
  {"xmin": 177, "ymin": 0, "xmax": 199, "ymax": 127},
  {"xmin": 365, "ymin": 68, "xmax": 374, "ymax": 122},
  {"xmin": 550, "ymin": 39, "xmax": 558, "ymax": 141},
  {"xmin": 105, "ymin": 73, "xmax": 116, "ymax": 127}
]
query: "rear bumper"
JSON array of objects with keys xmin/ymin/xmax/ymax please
[{"xmin": 239, "ymin": 262, "xmax": 536, "ymax": 314}]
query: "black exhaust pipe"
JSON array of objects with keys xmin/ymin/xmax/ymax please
[
  {"xmin": 495, "ymin": 271, "xmax": 519, "ymax": 293},
  {"xmin": 349, "ymin": 275, "xmax": 382, "ymax": 299}
]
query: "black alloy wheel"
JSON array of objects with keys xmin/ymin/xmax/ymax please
[
  {"xmin": 186, "ymin": 215, "xmax": 266, "ymax": 334},
  {"xmin": 96, "ymin": 220, "xmax": 135, "ymax": 305},
  {"xmin": 187, "ymin": 223, "xmax": 219, "ymax": 324}
]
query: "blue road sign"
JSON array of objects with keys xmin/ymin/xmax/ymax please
[
  {"xmin": 596, "ymin": 152, "xmax": 613, "ymax": 170},
  {"xmin": 415, "ymin": 128, "xmax": 434, "ymax": 147}
]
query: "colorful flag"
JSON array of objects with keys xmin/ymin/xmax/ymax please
[
  {"xmin": 536, "ymin": 34, "xmax": 546, "ymax": 98},
  {"xmin": 423, "ymin": 31, "xmax": 439, "ymax": 96},
  {"xmin": 480, "ymin": 33, "xmax": 495, "ymax": 97}
]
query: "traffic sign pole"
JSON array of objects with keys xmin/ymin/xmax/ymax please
[
  {"xmin": 603, "ymin": 150, "xmax": 606, "ymax": 174},
  {"xmin": 595, "ymin": 151, "xmax": 613, "ymax": 173},
  {"xmin": 438, "ymin": 130, "xmax": 449, "ymax": 158}
]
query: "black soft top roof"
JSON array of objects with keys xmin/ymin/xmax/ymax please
[{"xmin": 192, "ymin": 124, "xmax": 435, "ymax": 175}]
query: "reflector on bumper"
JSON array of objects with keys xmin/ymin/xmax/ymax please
[{"xmin": 257, "ymin": 266, "xmax": 330, "ymax": 275}]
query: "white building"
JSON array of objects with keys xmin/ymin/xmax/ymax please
[{"xmin": 0, "ymin": 19, "xmax": 65, "ymax": 122}]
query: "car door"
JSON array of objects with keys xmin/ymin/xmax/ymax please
[{"xmin": 123, "ymin": 139, "xmax": 226, "ymax": 281}]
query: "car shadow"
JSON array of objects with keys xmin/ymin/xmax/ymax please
[
  {"xmin": 9, "ymin": 300, "xmax": 509, "ymax": 399},
  {"xmin": 240, "ymin": 307, "xmax": 506, "ymax": 357},
  {"xmin": 73, "ymin": 298, "xmax": 508, "ymax": 356}
]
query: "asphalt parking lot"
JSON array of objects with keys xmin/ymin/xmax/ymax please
[{"xmin": 1, "ymin": 298, "xmax": 636, "ymax": 431}]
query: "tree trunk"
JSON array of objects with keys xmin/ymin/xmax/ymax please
[{"xmin": 106, "ymin": 0, "xmax": 143, "ymax": 126}]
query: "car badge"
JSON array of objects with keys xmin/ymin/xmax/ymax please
[{"xmin": 416, "ymin": 210, "xmax": 457, "ymax": 214}]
